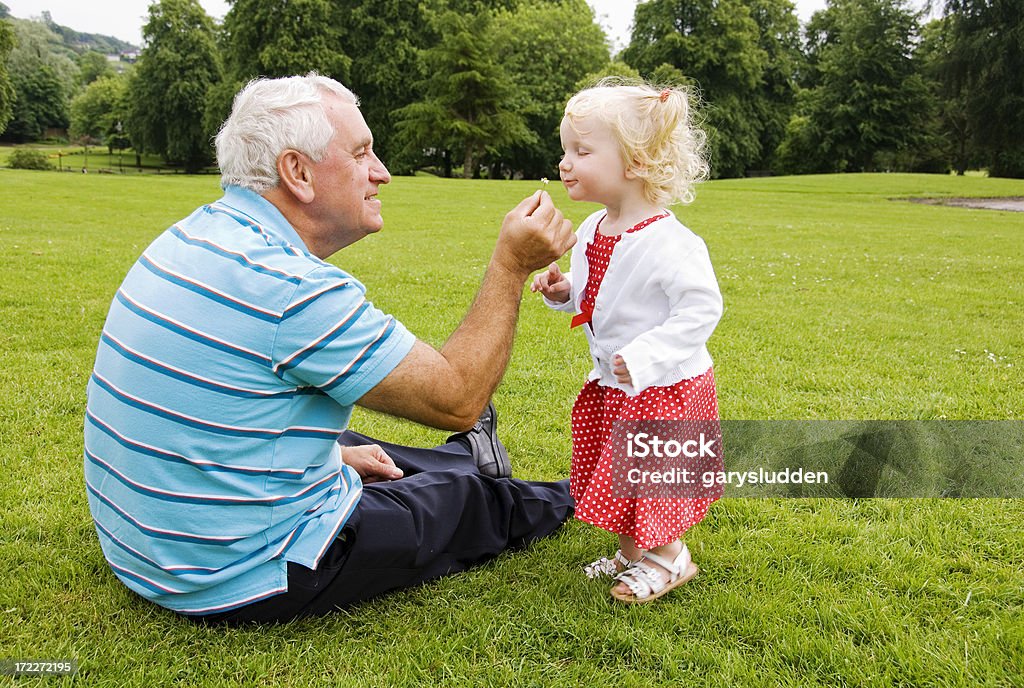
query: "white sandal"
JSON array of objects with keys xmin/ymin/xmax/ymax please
[
  {"xmin": 584, "ymin": 550, "xmax": 639, "ymax": 579},
  {"xmin": 610, "ymin": 544, "xmax": 699, "ymax": 603}
]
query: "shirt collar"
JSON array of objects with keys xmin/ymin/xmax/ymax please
[{"xmin": 217, "ymin": 185, "xmax": 311, "ymax": 254}]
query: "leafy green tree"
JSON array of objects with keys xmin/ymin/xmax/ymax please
[
  {"xmin": 331, "ymin": 0, "xmax": 436, "ymax": 173},
  {"xmin": 394, "ymin": 10, "xmax": 532, "ymax": 178},
  {"xmin": 575, "ymin": 60, "xmax": 642, "ymax": 90},
  {"xmin": 744, "ymin": 0, "xmax": 803, "ymax": 171},
  {"xmin": 782, "ymin": 0, "xmax": 934, "ymax": 173},
  {"xmin": 221, "ymin": 0, "xmax": 350, "ymax": 81},
  {"xmin": 333, "ymin": 0, "xmax": 546, "ymax": 173},
  {"xmin": 622, "ymin": 0, "xmax": 795, "ymax": 177},
  {"xmin": 917, "ymin": 16, "xmax": 974, "ymax": 174},
  {"xmin": 490, "ymin": 0, "xmax": 609, "ymax": 178},
  {"xmin": 4, "ymin": 65, "xmax": 70, "ymax": 142},
  {"xmin": 70, "ymin": 74, "xmax": 129, "ymax": 152},
  {"xmin": 2, "ymin": 18, "xmax": 79, "ymax": 142},
  {"xmin": 939, "ymin": 0, "xmax": 1024, "ymax": 177},
  {"xmin": 0, "ymin": 19, "xmax": 15, "ymax": 136},
  {"xmin": 211, "ymin": 0, "xmax": 352, "ymax": 141},
  {"xmin": 77, "ymin": 50, "xmax": 114, "ymax": 85},
  {"xmin": 127, "ymin": 0, "xmax": 222, "ymax": 172}
]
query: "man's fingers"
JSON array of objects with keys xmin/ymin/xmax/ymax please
[
  {"xmin": 512, "ymin": 190, "xmax": 543, "ymax": 219},
  {"xmin": 527, "ymin": 190, "xmax": 556, "ymax": 226},
  {"xmin": 375, "ymin": 452, "xmax": 403, "ymax": 479},
  {"xmin": 556, "ymin": 222, "xmax": 577, "ymax": 255}
]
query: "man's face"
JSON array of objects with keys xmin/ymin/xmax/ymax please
[{"xmin": 311, "ymin": 96, "xmax": 391, "ymax": 245}]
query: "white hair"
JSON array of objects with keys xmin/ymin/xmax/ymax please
[{"xmin": 215, "ymin": 72, "xmax": 359, "ymax": 193}]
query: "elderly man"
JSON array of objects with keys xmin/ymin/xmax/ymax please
[{"xmin": 84, "ymin": 74, "xmax": 576, "ymax": 623}]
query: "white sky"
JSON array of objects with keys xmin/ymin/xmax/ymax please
[{"xmin": 4, "ymin": 0, "xmax": 830, "ymax": 50}]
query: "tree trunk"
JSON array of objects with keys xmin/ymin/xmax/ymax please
[{"xmin": 462, "ymin": 143, "xmax": 476, "ymax": 179}]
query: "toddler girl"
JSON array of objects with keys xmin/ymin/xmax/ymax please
[{"xmin": 532, "ymin": 80, "xmax": 723, "ymax": 603}]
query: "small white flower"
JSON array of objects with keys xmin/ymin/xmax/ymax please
[{"xmin": 540, "ymin": 177, "xmax": 549, "ymax": 186}]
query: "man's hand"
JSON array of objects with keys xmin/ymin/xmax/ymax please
[
  {"xmin": 342, "ymin": 444, "xmax": 403, "ymax": 483},
  {"xmin": 612, "ymin": 354, "xmax": 633, "ymax": 386},
  {"xmin": 530, "ymin": 262, "xmax": 571, "ymax": 303},
  {"xmin": 494, "ymin": 191, "xmax": 575, "ymax": 279},
  {"xmin": 358, "ymin": 191, "xmax": 576, "ymax": 431}
]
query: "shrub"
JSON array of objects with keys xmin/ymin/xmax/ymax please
[{"xmin": 8, "ymin": 149, "xmax": 54, "ymax": 170}]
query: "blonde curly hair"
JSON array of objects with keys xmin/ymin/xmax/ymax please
[{"xmin": 563, "ymin": 77, "xmax": 709, "ymax": 206}]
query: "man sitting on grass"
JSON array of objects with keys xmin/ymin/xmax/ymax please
[{"xmin": 83, "ymin": 73, "xmax": 576, "ymax": 623}]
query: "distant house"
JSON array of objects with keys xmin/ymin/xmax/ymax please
[{"xmin": 120, "ymin": 50, "xmax": 140, "ymax": 63}]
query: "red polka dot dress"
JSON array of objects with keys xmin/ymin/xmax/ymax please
[{"xmin": 569, "ymin": 214, "xmax": 721, "ymax": 550}]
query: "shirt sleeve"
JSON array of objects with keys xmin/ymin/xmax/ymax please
[
  {"xmin": 615, "ymin": 240, "xmax": 723, "ymax": 394},
  {"xmin": 271, "ymin": 265, "xmax": 415, "ymax": 406}
]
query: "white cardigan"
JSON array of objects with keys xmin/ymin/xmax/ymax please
[{"xmin": 544, "ymin": 209, "xmax": 723, "ymax": 396}]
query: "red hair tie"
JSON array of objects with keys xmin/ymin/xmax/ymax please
[{"xmin": 659, "ymin": 89, "xmax": 670, "ymax": 103}]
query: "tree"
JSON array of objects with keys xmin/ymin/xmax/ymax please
[
  {"xmin": 221, "ymin": 0, "xmax": 350, "ymax": 82},
  {"xmin": 330, "ymin": 0, "xmax": 433, "ymax": 173},
  {"xmin": 576, "ymin": 60, "xmax": 642, "ymax": 90},
  {"xmin": 491, "ymin": 0, "xmax": 610, "ymax": 178},
  {"xmin": 939, "ymin": 0, "xmax": 1024, "ymax": 177},
  {"xmin": 70, "ymin": 74, "xmax": 129, "ymax": 152},
  {"xmin": 77, "ymin": 50, "xmax": 114, "ymax": 85},
  {"xmin": 782, "ymin": 0, "xmax": 934, "ymax": 173},
  {"xmin": 127, "ymin": 0, "xmax": 222, "ymax": 172},
  {"xmin": 0, "ymin": 19, "xmax": 15, "ymax": 136},
  {"xmin": 1, "ymin": 18, "xmax": 79, "ymax": 142},
  {"xmin": 621, "ymin": 0, "xmax": 797, "ymax": 177},
  {"xmin": 917, "ymin": 16, "xmax": 975, "ymax": 174},
  {"xmin": 744, "ymin": 0, "xmax": 803, "ymax": 171},
  {"xmin": 394, "ymin": 10, "xmax": 532, "ymax": 178}
]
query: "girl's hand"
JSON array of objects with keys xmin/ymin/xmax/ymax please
[
  {"xmin": 612, "ymin": 354, "xmax": 633, "ymax": 385},
  {"xmin": 530, "ymin": 262, "xmax": 571, "ymax": 303}
]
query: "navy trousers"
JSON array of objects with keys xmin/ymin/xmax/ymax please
[{"xmin": 195, "ymin": 430, "xmax": 573, "ymax": 624}]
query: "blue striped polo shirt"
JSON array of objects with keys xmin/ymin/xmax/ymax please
[{"xmin": 84, "ymin": 185, "xmax": 415, "ymax": 614}]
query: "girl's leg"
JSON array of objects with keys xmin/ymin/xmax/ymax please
[{"xmin": 618, "ymin": 533, "xmax": 644, "ymax": 563}]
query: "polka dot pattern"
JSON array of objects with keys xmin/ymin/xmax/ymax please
[{"xmin": 570, "ymin": 371, "xmax": 720, "ymax": 550}]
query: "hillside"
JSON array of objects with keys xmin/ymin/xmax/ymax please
[{"xmin": 1, "ymin": 4, "xmax": 138, "ymax": 55}]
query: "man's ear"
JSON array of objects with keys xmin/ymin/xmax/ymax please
[{"xmin": 277, "ymin": 150, "xmax": 316, "ymax": 204}]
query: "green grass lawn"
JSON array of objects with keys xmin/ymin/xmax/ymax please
[{"xmin": 0, "ymin": 170, "xmax": 1021, "ymax": 686}]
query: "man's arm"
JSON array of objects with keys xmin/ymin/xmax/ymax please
[{"xmin": 357, "ymin": 191, "xmax": 575, "ymax": 431}]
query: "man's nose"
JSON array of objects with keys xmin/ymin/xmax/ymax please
[{"xmin": 371, "ymin": 153, "xmax": 391, "ymax": 184}]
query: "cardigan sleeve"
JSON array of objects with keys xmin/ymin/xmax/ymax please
[{"xmin": 614, "ymin": 240, "xmax": 723, "ymax": 394}]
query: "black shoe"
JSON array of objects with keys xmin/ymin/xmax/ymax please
[{"xmin": 448, "ymin": 402, "xmax": 511, "ymax": 478}]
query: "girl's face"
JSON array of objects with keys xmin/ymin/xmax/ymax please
[{"xmin": 558, "ymin": 115, "xmax": 632, "ymax": 206}]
